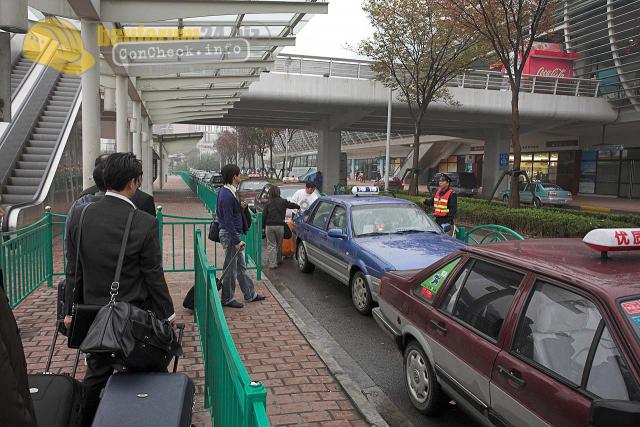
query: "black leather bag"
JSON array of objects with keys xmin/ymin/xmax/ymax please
[
  {"xmin": 79, "ymin": 210, "xmax": 182, "ymax": 371},
  {"xmin": 67, "ymin": 205, "xmax": 101, "ymax": 349},
  {"xmin": 208, "ymin": 220, "xmax": 220, "ymax": 242}
]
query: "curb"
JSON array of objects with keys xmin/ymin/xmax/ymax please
[{"xmin": 260, "ymin": 274, "xmax": 414, "ymax": 427}]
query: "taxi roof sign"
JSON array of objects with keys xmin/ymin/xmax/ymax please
[
  {"xmin": 583, "ymin": 228, "xmax": 640, "ymax": 256},
  {"xmin": 351, "ymin": 186, "xmax": 380, "ymax": 195}
]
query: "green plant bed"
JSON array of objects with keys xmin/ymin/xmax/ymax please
[{"xmin": 392, "ymin": 193, "xmax": 640, "ymax": 238}]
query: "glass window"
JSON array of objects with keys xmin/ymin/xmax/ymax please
[
  {"xmin": 534, "ymin": 152, "xmax": 550, "ymax": 161},
  {"xmin": 415, "ymin": 258, "xmax": 462, "ymax": 303},
  {"xmin": 310, "ymin": 202, "xmax": 333, "ymax": 229},
  {"xmin": 351, "ymin": 203, "xmax": 441, "ymax": 237},
  {"xmin": 586, "ymin": 327, "xmax": 639, "ymax": 400},
  {"xmin": 440, "ymin": 261, "xmax": 472, "ymax": 314},
  {"xmin": 512, "ymin": 281, "xmax": 601, "ymax": 386},
  {"xmin": 443, "ymin": 260, "xmax": 524, "ymax": 341},
  {"xmin": 327, "ymin": 206, "xmax": 347, "ymax": 233}
]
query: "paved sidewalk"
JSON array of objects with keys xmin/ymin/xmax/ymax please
[{"xmin": 14, "ymin": 175, "xmax": 366, "ymax": 427}]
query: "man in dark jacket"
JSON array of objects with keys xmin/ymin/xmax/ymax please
[
  {"xmin": 64, "ymin": 153, "xmax": 175, "ymax": 425},
  {"xmin": 217, "ymin": 164, "xmax": 266, "ymax": 308},
  {"xmin": 0, "ymin": 268, "xmax": 37, "ymax": 427},
  {"xmin": 80, "ymin": 154, "xmax": 156, "ymax": 217},
  {"xmin": 262, "ymin": 186, "xmax": 299, "ymax": 269}
]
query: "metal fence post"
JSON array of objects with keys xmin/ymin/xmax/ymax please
[
  {"xmin": 485, "ymin": 73, "xmax": 490, "ymax": 90},
  {"xmin": 45, "ymin": 206, "xmax": 53, "ymax": 287},
  {"xmin": 157, "ymin": 205, "xmax": 164, "ymax": 266},
  {"xmin": 531, "ymin": 76, "xmax": 537, "ymax": 93},
  {"xmin": 553, "ymin": 78, "xmax": 559, "ymax": 95},
  {"xmin": 575, "ymin": 80, "xmax": 580, "ymax": 96},
  {"xmin": 256, "ymin": 213, "xmax": 262, "ymax": 280}
]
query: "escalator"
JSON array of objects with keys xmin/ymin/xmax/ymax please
[
  {"xmin": 10, "ymin": 55, "xmax": 34, "ymax": 96},
  {"xmin": 1, "ymin": 74, "xmax": 80, "ymax": 206},
  {"xmin": 0, "ymin": 60, "xmax": 83, "ymax": 231}
]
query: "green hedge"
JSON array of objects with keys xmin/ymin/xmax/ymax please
[{"xmin": 392, "ymin": 193, "xmax": 640, "ymax": 238}]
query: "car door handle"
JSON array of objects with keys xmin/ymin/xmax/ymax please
[
  {"xmin": 429, "ymin": 320, "xmax": 447, "ymax": 336},
  {"xmin": 497, "ymin": 365, "xmax": 526, "ymax": 389}
]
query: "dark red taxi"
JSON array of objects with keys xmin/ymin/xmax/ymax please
[{"xmin": 373, "ymin": 231, "xmax": 640, "ymax": 426}]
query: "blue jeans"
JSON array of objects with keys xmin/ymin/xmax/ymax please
[{"xmin": 219, "ymin": 229, "xmax": 257, "ymax": 304}]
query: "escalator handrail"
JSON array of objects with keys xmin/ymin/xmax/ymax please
[{"xmin": 2, "ymin": 75, "xmax": 82, "ymax": 233}]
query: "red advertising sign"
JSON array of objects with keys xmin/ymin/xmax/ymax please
[
  {"xmin": 501, "ymin": 44, "xmax": 579, "ymax": 78},
  {"xmin": 622, "ymin": 300, "xmax": 640, "ymax": 316}
]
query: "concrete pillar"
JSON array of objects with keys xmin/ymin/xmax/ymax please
[
  {"xmin": 141, "ymin": 122, "xmax": 151, "ymax": 194},
  {"xmin": 80, "ymin": 20, "xmax": 101, "ymax": 189},
  {"xmin": 115, "ymin": 75, "xmax": 128, "ymax": 152},
  {"xmin": 317, "ymin": 124, "xmax": 341, "ymax": 194},
  {"xmin": 158, "ymin": 143, "xmax": 164, "ymax": 190},
  {"xmin": 147, "ymin": 142, "xmax": 154, "ymax": 195},
  {"xmin": 481, "ymin": 129, "xmax": 511, "ymax": 199},
  {"xmin": 132, "ymin": 101, "xmax": 142, "ymax": 158},
  {"xmin": 0, "ymin": 32, "xmax": 11, "ymax": 122}
]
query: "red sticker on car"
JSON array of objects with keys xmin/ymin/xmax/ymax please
[
  {"xmin": 622, "ymin": 300, "xmax": 640, "ymax": 315},
  {"xmin": 421, "ymin": 288, "xmax": 433, "ymax": 300}
]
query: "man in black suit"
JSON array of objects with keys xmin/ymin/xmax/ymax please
[
  {"xmin": 80, "ymin": 153, "xmax": 156, "ymax": 217},
  {"xmin": 64, "ymin": 153, "xmax": 174, "ymax": 426}
]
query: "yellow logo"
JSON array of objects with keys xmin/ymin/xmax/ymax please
[{"xmin": 23, "ymin": 17, "xmax": 95, "ymax": 75}]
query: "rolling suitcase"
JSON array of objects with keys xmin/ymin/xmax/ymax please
[
  {"xmin": 28, "ymin": 320, "xmax": 83, "ymax": 427},
  {"xmin": 92, "ymin": 324, "xmax": 195, "ymax": 427}
]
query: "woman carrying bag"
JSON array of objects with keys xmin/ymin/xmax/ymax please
[{"xmin": 262, "ymin": 186, "xmax": 299, "ymax": 270}]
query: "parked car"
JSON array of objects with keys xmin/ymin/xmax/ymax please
[
  {"xmin": 428, "ymin": 172, "xmax": 478, "ymax": 195},
  {"xmin": 373, "ymin": 232, "xmax": 640, "ymax": 426},
  {"xmin": 501, "ymin": 181, "xmax": 572, "ymax": 207},
  {"xmin": 298, "ymin": 167, "xmax": 319, "ymax": 183},
  {"xmin": 237, "ymin": 178, "xmax": 269, "ymax": 208},
  {"xmin": 373, "ymin": 176, "xmax": 403, "ymax": 190},
  {"xmin": 293, "ymin": 189, "xmax": 465, "ymax": 314},
  {"xmin": 209, "ymin": 173, "xmax": 224, "ymax": 189}
]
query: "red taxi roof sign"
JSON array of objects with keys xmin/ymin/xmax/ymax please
[{"xmin": 583, "ymin": 228, "xmax": 640, "ymax": 254}]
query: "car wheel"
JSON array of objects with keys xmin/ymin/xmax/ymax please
[
  {"xmin": 533, "ymin": 197, "xmax": 542, "ymax": 208},
  {"xmin": 404, "ymin": 341, "xmax": 443, "ymax": 416},
  {"xmin": 296, "ymin": 242, "xmax": 314, "ymax": 273},
  {"xmin": 351, "ymin": 271, "xmax": 373, "ymax": 315},
  {"xmin": 502, "ymin": 194, "xmax": 509, "ymax": 203}
]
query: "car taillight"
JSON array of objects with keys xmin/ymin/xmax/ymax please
[{"xmin": 549, "ymin": 191, "xmax": 557, "ymax": 197}]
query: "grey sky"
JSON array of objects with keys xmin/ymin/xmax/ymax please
[{"xmin": 281, "ymin": 0, "xmax": 372, "ymax": 59}]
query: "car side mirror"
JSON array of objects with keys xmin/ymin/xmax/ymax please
[
  {"xmin": 590, "ymin": 399, "xmax": 640, "ymax": 427},
  {"xmin": 441, "ymin": 223, "xmax": 452, "ymax": 233},
  {"xmin": 328, "ymin": 228, "xmax": 347, "ymax": 239}
]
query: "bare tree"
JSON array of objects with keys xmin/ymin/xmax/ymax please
[
  {"xmin": 215, "ymin": 129, "xmax": 238, "ymax": 165},
  {"xmin": 273, "ymin": 128, "xmax": 299, "ymax": 178},
  {"xmin": 445, "ymin": 0, "xmax": 557, "ymax": 206},
  {"xmin": 359, "ymin": 0, "xmax": 480, "ymax": 195}
]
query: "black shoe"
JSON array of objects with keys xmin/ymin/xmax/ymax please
[
  {"xmin": 248, "ymin": 294, "xmax": 266, "ymax": 303},
  {"xmin": 223, "ymin": 300, "xmax": 244, "ymax": 308}
]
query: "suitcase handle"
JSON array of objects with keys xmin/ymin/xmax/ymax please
[
  {"xmin": 172, "ymin": 323, "xmax": 185, "ymax": 373},
  {"xmin": 46, "ymin": 320, "xmax": 81, "ymax": 377}
]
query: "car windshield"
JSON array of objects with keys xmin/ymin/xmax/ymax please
[
  {"xmin": 620, "ymin": 297, "xmax": 640, "ymax": 344},
  {"xmin": 351, "ymin": 204, "xmax": 441, "ymax": 237},
  {"xmin": 240, "ymin": 180, "xmax": 268, "ymax": 191}
]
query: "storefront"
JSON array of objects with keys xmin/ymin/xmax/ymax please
[{"xmin": 580, "ymin": 147, "xmax": 640, "ymax": 198}]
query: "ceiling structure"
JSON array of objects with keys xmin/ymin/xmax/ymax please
[{"xmin": 51, "ymin": 0, "xmax": 328, "ymax": 124}]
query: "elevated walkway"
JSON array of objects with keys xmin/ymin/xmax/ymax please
[{"xmin": 12, "ymin": 176, "xmax": 365, "ymax": 426}]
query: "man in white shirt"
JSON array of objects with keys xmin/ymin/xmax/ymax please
[{"xmin": 291, "ymin": 181, "xmax": 320, "ymax": 212}]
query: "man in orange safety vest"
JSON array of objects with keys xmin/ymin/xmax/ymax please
[{"xmin": 425, "ymin": 174, "xmax": 457, "ymax": 233}]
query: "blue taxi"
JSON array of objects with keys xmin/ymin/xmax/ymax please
[{"xmin": 293, "ymin": 187, "xmax": 465, "ymax": 314}]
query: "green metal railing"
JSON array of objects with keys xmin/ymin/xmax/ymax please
[
  {"xmin": 456, "ymin": 224, "xmax": 525, "ymax": 244},
  {"xmin": 0, "ymin": 210, "xmax": 53, "ymax": 308},
  {"xmin": 157, "ymin": 207, "xmax": 214, "ymax": 272},
  {"xmin": 194, "ymin": 229, "xmax": 269, "ymax": 427}
]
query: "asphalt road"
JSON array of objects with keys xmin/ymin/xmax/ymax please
[{"xmin": 266, "ymin": 258, "xmax": 479, "ymax": 427}]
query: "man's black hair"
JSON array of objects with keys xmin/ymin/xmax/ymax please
[
  {"xmin": 94, "ymin": 153, "xmax": 110, "ymax": 167},
  {"xmin": 93, "ymin": 161, "xmax": 107, "ymax": 191},
  {"xmin": 103, "ymin": 152, "xmax": 143, "ymax": 191},
  {"xmin": 221, "ymin": 164, "xmax": 241, "ymax": 185},
  {"xmin": 305, "ymin": 180, "xmax": 316, "ymax": 189}
]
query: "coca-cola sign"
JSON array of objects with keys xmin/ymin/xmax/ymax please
[{"xmin": 537, "ymin": 67, "xmax": 568, "ymax": 78}]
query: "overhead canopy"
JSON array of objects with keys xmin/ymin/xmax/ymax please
[
  {"xmin": 154, "ymin": 131, "xmax": 204, "ymax": 155},
  {"xmin": 95, "ymin": 1, "xmax": 328, "ymax": 124}
]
